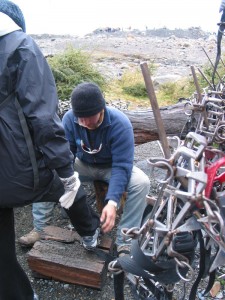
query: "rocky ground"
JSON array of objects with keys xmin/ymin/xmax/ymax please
[
  {"xmin": 32, "ymin": 27, "xmax": 220, "ymax": 85},
  {"xmin": 14, "ymin": 28, "xmax": 225, "ymax": 300}
]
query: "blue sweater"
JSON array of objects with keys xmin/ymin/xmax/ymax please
[{"xmin": 62, "ymin": 106, "xmax": 134, "ymax": 204}]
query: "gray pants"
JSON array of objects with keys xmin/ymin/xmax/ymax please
[{"xmin": 33, "ymin": 158, "xmax": 150, "ymax": 246}]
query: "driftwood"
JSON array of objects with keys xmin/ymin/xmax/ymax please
[{"xmin": 123, "ymin": 102, "xmax": 188, "ymax": 145}]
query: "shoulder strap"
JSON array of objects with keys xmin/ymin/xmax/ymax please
[
  {"xmin": 0, "ymin": 93, "xmax": 39, "ymax": 190},
  {"xmin": 14, "ymin": 97, "xmax": 39, "ymax": 190},
  {"xmin": 0, "ymin": 93, "xmax": 14, "ymax": 109}
]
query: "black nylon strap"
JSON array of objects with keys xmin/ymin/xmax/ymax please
[
  {"xmin": 189, "ymin": 230, "xmax": 204, "ymax": 300},
  {"xmin": 202, "ymin": 250, "xmax": 218, "ymax": 296},
  {"xmin": 0, "ymin": 93, "xmax": 39, "ymax": 191},
  {"xmin": 114, "ymin": 272, "xmax": 125, "ymax": 300},
  {"xmin": 88, "ymin": 247, "xmax": 115, "ymax": 264},
  {"xmin": 212, "ymin": 9, "xmax": 225, "ymax": 88},
  {"xmin": 87, "ymin": 247, "xmax": 125, "ymax": 300},
  {"xmin": 203, "ymin": 269, "xmax": 216, "ymax": 296},
  {"xmin": 117, "ymin": 248, "xmax": 181, "ymax": 284},
  {"xmin": 130, "ymin": 239, "xmax": 184, "ymax": 284},
  {"xmin": 117, "ymin": 255, "xmax": 155, "ymax": 279},
  {"xmin": 14, "ymin": 97, "xmax": 39, "ymax": 190},
  {"xmin": 131, "ymin": 239, "xmax": 166, "ymax": 273}
]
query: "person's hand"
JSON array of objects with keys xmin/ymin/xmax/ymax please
[
  {"xmin": 100, "ymin": 202, "xmax": 117, "ymax": 233},
  {"xmin": 59, "ymin": 172, "xmax": 80, "ymax": 209}
]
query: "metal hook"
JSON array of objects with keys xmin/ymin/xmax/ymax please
[
  {"xmin": 108, "ymin": 260, "xmax": 123, "ymax": 275},
  {"xmin": 174, "ymin": 258, "xmax": 194, "ymax": 282},
  {"xmin": 147, "ymin": 158, "xmax": 173, "ymax": 183}
]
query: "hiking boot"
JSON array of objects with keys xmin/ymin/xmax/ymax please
[
  {"xmin": 117, "ymin": 244, "xmax": 130, "ymax": 257},
  {"xmin": 18, "ymin": 229, "xmax": 42, "ymax": 247},
  {"xmin": 81, "ymin": 228, "xmax": 100, "ymax": 250}
]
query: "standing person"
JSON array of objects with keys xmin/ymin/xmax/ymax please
[
  {"xmin": 0, "ymin": 2, "xmax": 99, "ymax": 300},
  {"xmin": 20, "ymin": 82, "xmax": 150, "ymax": 256}
]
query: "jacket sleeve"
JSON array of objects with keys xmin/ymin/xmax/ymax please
[
  {"xmin": 105, "ymin": 117, "xmax": 134, "ymax": 203},
  {"xmin": 15, "ymin": 40, "xmax": 74, "ymax": 178}
]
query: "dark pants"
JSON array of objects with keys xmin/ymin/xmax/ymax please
[
  {"xmin": 0, "ymin": 208, "xmax": 34, "ymax": 300},
  {"xmin": 40, "ymin": 174, "xmax": 100, "ymax": 237},
  {"xmin": 0, "ymin": 174, "xmax": 100, "ymax": 300},
  {"xmin": 66, "ymin": 186, "xmax": 100, "ymax": 236}
]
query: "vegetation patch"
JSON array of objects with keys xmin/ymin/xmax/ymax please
[
  {"xmin": 47, "ymin": 47, "xmax": 106, "ymax": 100},
  {"xmin": 47, "ymin": 47, "xmax": 224, "ymax": 109}
]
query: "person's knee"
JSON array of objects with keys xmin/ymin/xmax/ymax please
[
  {"xmin": 131, "ymin": 167, "xmax": 150, "ymax": 191},
  {"xmin": 128, "ymin": 173, "xmax": 150, "ymax": 202},
  {"xmin": 144, "ymin": 173, "xmax": 150, "ymax": 186},
  {"xmin": 139, "ymin": 174, "xmax": 150, "ymax": 192}
]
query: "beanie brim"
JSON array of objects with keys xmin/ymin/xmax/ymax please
[{"xmin": 73, "ymin": 103, "xmax": 105, "ymax": 118}]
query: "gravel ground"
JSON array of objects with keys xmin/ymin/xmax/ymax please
[{"xmin": 15, "ymin": 142, "xmax": 163, "ymax": 300}]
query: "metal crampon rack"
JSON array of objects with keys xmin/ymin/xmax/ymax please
[{"xmin": 109, "ymin": 77, "xmax": 225, "ymax": 300}]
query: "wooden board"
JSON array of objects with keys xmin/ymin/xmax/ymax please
[{"xmin": 27, "ymin": 226, "xmax": 114, "ymax": 290}]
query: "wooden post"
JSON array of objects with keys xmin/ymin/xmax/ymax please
[
  {"xmin": 140, "ymin": 62, "xmax": 171, "ymax": 159},
  {"xmin": 191, "ymin": 65, "xmax": 202, "ymax": 103},
  {"xmin": 197, "ymin": 67, "xmax": 214, "ymax": 90},
  {"xmin": 191, "ymin": 65, "xmax": 209, "ymax": 129}
]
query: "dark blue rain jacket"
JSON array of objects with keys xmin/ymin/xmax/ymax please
[{"xmin": 0, "ymin": 30, "xmax": 74, "ymax": 207}]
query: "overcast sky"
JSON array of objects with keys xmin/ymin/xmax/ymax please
[{"xmin": 14, "ymin": 0, "xmax": 223, "ymax": 36}]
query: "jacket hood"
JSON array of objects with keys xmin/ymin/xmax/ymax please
[{"xmin": 0, "ymin": 11, "xmax": 21, "ymax": 36}]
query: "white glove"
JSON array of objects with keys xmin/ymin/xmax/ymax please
[{"xmin": 59, "ymin": 172, "xmax": 81, "ymax": 209}]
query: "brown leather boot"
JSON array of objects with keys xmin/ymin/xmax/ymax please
[{"xmin": 18, "ymin": 229, "xmax": 42, "ymax": 247}]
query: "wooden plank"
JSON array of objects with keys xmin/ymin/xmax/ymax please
[
  {"xmin": 27, "ymin": 227, "xmax": 114, "ymax": 290},
  {"xmin": 43, "ymin": 225, "xmax": 114, "ymax": 252},
  {"xmin": 42, "ymin": 225, "xmax": 80, "ymax": 243}
]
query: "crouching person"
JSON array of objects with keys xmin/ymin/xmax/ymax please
[{"xmin": 19, "ymin": 82, "xmax": 150, "ymax": 257}]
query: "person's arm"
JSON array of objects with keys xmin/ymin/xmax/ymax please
[
  {"xmin": 101, "ymin": 113, "xmax": 134, "ymax": 233},
  {"xmin": 16, "ymin": 39, "xmax": 74, "ymax": 178},
  {"xmin": 106, "ymin": 119, "xmax": 134, "ymax": 203}
]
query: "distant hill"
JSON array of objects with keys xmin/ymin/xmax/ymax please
[
  {"xmin": 31, "ymin": 26, "xmax": 215, "ymax": 41},
  {"xmin": 91, "ymin": 26, "xmax": 214, "ymax": 39}
]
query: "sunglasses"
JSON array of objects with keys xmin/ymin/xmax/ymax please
[{"xmin": 81, "ymin": 140, "xmax": 102, "ymax": 154}]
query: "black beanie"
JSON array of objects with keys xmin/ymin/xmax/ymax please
[
  {"xmin": 71, "ymin": 82, "xmax": 105, "ymax": 117},
  {"xmin": 0, "ymin": 0, "xmax": 26, "ymax": 32}
]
